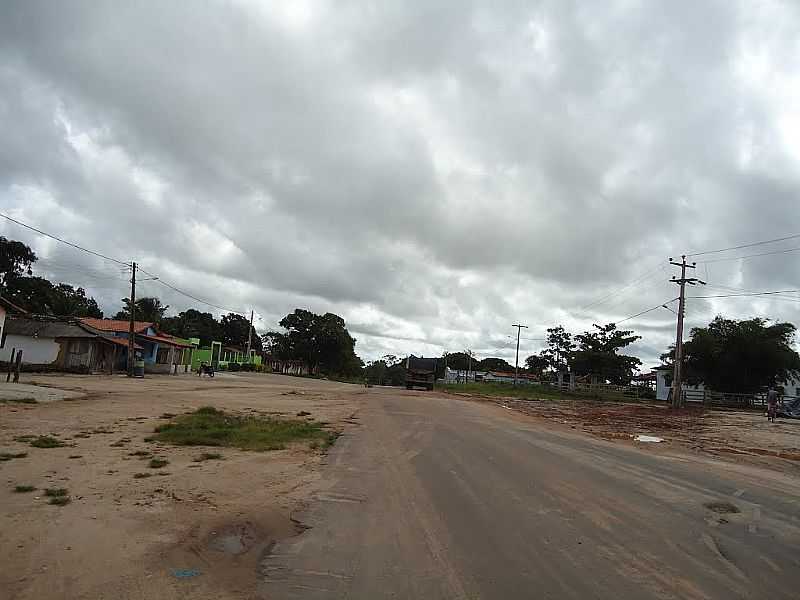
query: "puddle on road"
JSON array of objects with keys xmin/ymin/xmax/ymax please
[{"xmin": 207, "ymin": 521, "xmax": 260, "ymax": 555}]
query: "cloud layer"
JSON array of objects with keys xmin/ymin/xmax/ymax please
[{"xmin": 2, "ymin": 1, "xmax": 800, "ymax": 367}]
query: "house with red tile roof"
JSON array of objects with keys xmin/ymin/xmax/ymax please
[{"xmin": 80, "ymin": 318, "xmax": 194, "ymax": 374}]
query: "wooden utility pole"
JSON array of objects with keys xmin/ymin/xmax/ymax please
[
  {"xmin": 512, "ymin": 323, "xmax": 528, "ymax": 385},
  {"xmin": 246, "ymin": 309, "xmax": 254, "ymax": 361},
  {"xmin": 669, "ymin": 256, "xmax": 705, "ymax": 408},
  {"xmin": 127, "ymin": 262, "xmax": 137, "ymax": 377}
]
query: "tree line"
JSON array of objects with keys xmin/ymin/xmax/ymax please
[
  {"xmin": 1, "ymin": 237, "xmax": 363, "ymax": 376},
  {"xmin": 4, "ymin": 236, "xmax": 799, "ymax": 391}
]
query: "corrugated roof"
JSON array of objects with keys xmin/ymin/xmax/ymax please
[
  {"xmin": 5, "ymin": 316, "xmax": 98, "ymax": 338},
  {"xmin": 80, "ymin": 318, "xmax": 152, "ymax": 333}
]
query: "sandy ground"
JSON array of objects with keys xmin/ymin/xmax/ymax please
[
  {"xmin": 450, "ymin": 392, "xmax": 800, "ymax": 472},
  {"xmin": 0, "ymin": 373, "xmax": 365, "ymax": 600}
]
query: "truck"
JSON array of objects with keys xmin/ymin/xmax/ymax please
[{"xmin": 405, "ymin": 355, "xmax": 438, "ymax": 391}]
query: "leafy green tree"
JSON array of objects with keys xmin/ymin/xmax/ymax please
[
  {"xmin": 6, "ymin": 276, "xmax": 102, "ymax": 318},
  {"xmin": 114, "ymin": 297, "xmax": 169, "ymax": 323},
  {"xmin": 265, "ymin": 309, "xmax": 363, "ymax": 375},
  {"xmin": 524, "ymin": 354, "xmax": 549, "ymax": 377},
  {"xmin": 541, "ymin": 326, "xmax": 575, "ymax": 373},
  {"xmin": 662, "ymin": 317, "xmax": 800, "ymax": 394},
  {"xmin": 48, "ymin": 283, "xmax": 103, "ymax": 317},
  {"xmin": 478, "ymin": 357, "xmax": 513, "ymax": 372},
  {"xmin": 364, "ymin": 355, "xmax": 405, "ymax": 386},
  {"xmin": 161, "ymin": 309, "xmax": 222, "ymax": 346},
  {"xmin": 443, "ymin": 351, "xmax": 476, "ymax": 371},
  {"xmin": 219, "ymin": 313, "xmax": 262, "ymax": 351},
  {"xmin": 570, "ymin": 323, "xmax": 641, "ymax": 385},
  {"xmin": 5, "ymin": 276, "xmax": 53, "ymax": 313},
  {"xmin": 0, "ymin": 237, "xmax": 37, "ymax": 291}
]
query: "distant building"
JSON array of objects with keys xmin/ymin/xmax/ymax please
[
  {"xmin": 653, "ymin": 366, "xmax": 800, "ymax": 401},
  {"xmin": 0, "ymin": 314, "xmax": 141, "ymax": 373},
  {"xmin": 80, "ymin": 318, "xmax": 193, "ymax": 374}
]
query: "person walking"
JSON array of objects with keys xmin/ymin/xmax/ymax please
[{"xmin": 767, "ymin": 386, "xmax": 780, "ymax": 423}]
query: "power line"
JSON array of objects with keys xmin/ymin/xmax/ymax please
[
  {"xmin": 704, "ymin": 283, "xmax": 800, "ymax": 302},
  {"xmin": 687, "ymin": 289, "xmax": 800, "ymax": 300},
  {"xmin": 2, "ymin": 213, "xmax": 246, "ymax": 315},
  {"xmin": 0, "ymin": 212, "xmax": 131, "ymax": 266},
  {"xmin": 614, "ymin": 297, "xmax": 679, "ymax": 324},
  {"xmin": 137, "ymin": 266, "xmax": 246, "ymax": 315},
  {"xmin": 687, "ymin": 233, "xmax": 800, "ymax": 258},
  {"xmin": 696, "ymin": 245, "xmax": 800, "ymax": 264},
  {"xmin": 579, "ymin": 261, "xmax": 665, "ymax": 311}
]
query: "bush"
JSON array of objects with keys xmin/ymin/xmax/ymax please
[{"xmin": 228, "ymin": 362, "xmax": 241, "ymax": 372}]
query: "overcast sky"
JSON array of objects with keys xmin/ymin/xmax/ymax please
[{"xmin": 2, "ymin": 1, "xmax": 800, "ymax": 368}]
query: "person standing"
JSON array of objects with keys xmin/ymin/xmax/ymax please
[{"xmin": 767, "ymin": 386, "xmax": 780, "ymax": 423}]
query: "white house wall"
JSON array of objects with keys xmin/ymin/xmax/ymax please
[{"xmin": 0, "ymin": 335, "xmax": 60, "ymax": 364}]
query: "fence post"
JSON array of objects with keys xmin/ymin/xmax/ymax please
[
  {"xmin": 13, "ymin": 350, "xmax": 23, "ymax": 383},
  {"xmin": 6, "ymin": 348, "xmax": 15, "ymax": 382}
]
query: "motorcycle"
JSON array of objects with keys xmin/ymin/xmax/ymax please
[{"xmin": 198, "ymin": 362, "xmax": 215, "ymax": 378}]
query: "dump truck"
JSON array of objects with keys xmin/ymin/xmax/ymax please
[{"xmin": 405, "ymin": 355, "xmax": 438, "ymax": 391}]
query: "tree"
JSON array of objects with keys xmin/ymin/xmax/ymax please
[
  {"xmin": 663, "ymin": 317, "xmax": 800, "ymax": 394},
  {"xmin": 5, "ymin": 276, "xmax": 53, "ymax": 313},
  {"xmin": 570, "ymin": 323, "xmax": 641, "ymax": 385},
  {"xmin": 541, "ymin": 326, "xmax": 575, "ymax": 373},
  {"xmin": 265, "ymin": 309, "xmax": 363, "ymax": 376},
  {"xmin": 48, "ymin": 283, "xmax": 103, "ymax": 318},
  {"xmin": 443, "ymin": 351, "xmax": 476, "ymax": 371},
  {"xmin": 525, "ymin": 354, "xmax": 549, "ymax": 377},
  {"xmin": 5, "ymin": 276, "xmax": 103, "ymax": 318},
  {"xmin": 114, "ymin": 297, "xmax": 169, "ymax": 323},
  {"xmin": 478, "ymin": 357, "xmax": 513, "ymax": 372},
  {"xmin": 161, "ymin": 309, "xmax": 222, "ymax": 346},
  {"xmin": 0, "ymin": 237, "xmax": 37, "ymax": 290},
  {"xmin": 220, "ymin": 313, "xmax": 262, "ymax": 351},
  {"xmin": 364, "ymin": 355, "xmax": 405, "ymax": 386}
]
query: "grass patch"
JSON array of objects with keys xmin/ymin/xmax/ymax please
[
  {"xmin": 193, "ymin": 452, "xmax": 223, "ymax": 462},
  {"xmin": 153, "ymin": 406, "xmax": 334, "ymax": 451},
  {"xmin": 160, "ymin": 413, "xmax": 177, "ymax": 419},
  {"xmin": 148, "ymin": 458, "xmax": 169, "ymax": 469},
  {"xmin": 68, "ymin": 455, "xmax": 83, "ymax": 459},
  {"xmin": 129, "ymin": 450, "xmax": 152, "ymax": 458},
  {"xmin": 29, "ymin": 436, "xmax": 66, "ymax": 448},
  {"xmin": 1, "ymin": 397, "xmax": 37, "ymax": 404},
  {"xmin": 13, "ymin": 435, "xmax": 36, "ymax": 442},
  {"xmin": 704, "ymin": 501, "xmax": 740, "ymax": 514},
  {"xmin": 133, "ymin": 472, "xmax": 153, "ymax": 479},
  {"xmin": 0, "ymin": 452, "xmax": 28, "ymax": 461},
  {"xmin": 48, "ymin": 496, "xmax": 71, "ymax": 506},
  {"xmin": 14, "ymin": 485, "xmax": 36, "ymax": 493},
  {"xmin": 44, "ymin": 487, "xmax": 68, "ymax": 497}
]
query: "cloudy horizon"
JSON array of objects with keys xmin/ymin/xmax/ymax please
[{"xmin": 2, "ymin": 1, "xmax": 800, "ymax": 369}]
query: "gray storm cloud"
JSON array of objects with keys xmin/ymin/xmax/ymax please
[{"xmin": 1, "ymin": 0, "xmax": 799, "ymax": 366}]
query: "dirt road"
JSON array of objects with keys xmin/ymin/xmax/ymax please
[
  {"xmin": 4, "ymin": 378, "xmax": 800, "ymax": 599},
  {"xmin": 264, "ymin": 387, "xmax": 800, "ymax": 599},
  {"xmin": 1, "ymin": 373, "xmax": 364, "ymax": 600}
]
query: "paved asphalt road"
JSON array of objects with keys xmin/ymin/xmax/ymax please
[{"xmin": 262, "ymin": 389, "xmax": 800, "ymax": 599}]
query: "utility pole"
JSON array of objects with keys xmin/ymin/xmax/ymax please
[
  {"xmin": 464, "ymin": 349, "xmax": 474, "ymax": 384},
  {"xmin": 246, "ymin": 309, "xmax": 254, "ymax": 361},
  {"xmin": 669, "ymin": 255, "xmax": 705, "ymax": 408},
  {"xmin": 512, "ymin": 323, "xmax": 528, "ymax": 385},
  {"xmin": 127, "ymin": 262, "xmax": 137, "ymax": 377}
]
